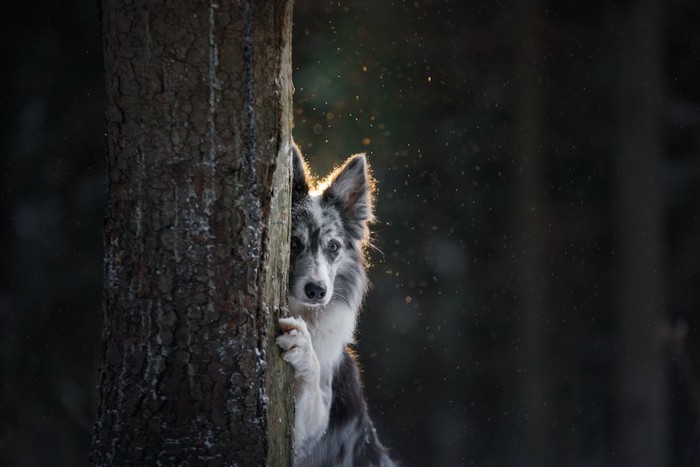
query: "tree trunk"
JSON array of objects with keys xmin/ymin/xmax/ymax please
[
  {"xmin": 91, "ymin": 0, "xmax": 294, "ymax": 464},
  {"xmin": 513, "ymin": 0, "xmax": 552, "ymax": 464},
  {"xmin": 614, "ymin": 0, "xmax": 668, "ymax": 465}
]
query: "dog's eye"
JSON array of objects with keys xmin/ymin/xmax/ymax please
[
  {"xmin": 291, "ymin": 236, "xmax": 302, "ymax": 251},
  {"xmin": 328, "ymin": 240, "xmax": 340, "ymax": 253}
]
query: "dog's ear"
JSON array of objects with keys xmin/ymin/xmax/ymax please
[
  {"xmin": 324, "ymin": 153, "xmax": 374, "ymax": 223},
  {"xmin": 291, "ymin": 143, "xmax": 310, "ymax": 204}
]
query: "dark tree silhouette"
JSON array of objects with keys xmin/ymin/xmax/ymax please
[
  {"xmin": 513, "ymin": 0, "xmax": 553, "ymax": 464},
  {"xmin": 614, "ymin": 0, "xmax": 669, "ymax": 465},
  {"xmin": 91, "ymin": 0, "xmax": 294, "ymax": 464}
]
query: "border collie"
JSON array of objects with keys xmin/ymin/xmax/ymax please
[{"xmin": 276, "ymin": 145, "xmax": 395, "ymax": 466}]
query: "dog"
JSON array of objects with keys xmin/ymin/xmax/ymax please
[{"xmin": 276, "ymin": 145, "xmax": 395, "ymax": 466}]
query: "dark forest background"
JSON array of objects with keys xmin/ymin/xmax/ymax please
[{"xmin": 2, "ymin": 0, "xmax": 700, "ymax": 465}]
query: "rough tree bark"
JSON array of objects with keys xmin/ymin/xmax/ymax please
[
  {"xmin": 614, "ymin": 0, "xmax": 669, "ymax": 465},
  {"xmin": 91, "ymin": 0, "xmax": 294, "ymax": 464},
  {"xmin": 513, "ymin": 0, "xmax": 553, "ymax": 464}
]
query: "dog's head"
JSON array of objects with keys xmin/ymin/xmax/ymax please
[{"xmin": 288, "ymin": 145, "xmax": 374, "ymax": 313}]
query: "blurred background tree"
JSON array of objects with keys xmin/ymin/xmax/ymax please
[
  {"xmin": 614, "ymin": 0, "xmax": 668, "ymax": 465},
  {"xmin": 2, "ymin": 0, "xmax": 700, "ymax": 465}
]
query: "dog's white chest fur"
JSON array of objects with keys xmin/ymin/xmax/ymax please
[{"xmin": 304, "ymin": 304, "xmax": 357, "ymax": 371}]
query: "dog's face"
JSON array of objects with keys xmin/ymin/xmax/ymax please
[{"xmin": 288, "ymin": 146, "xmax": 374, "ymax": 312}]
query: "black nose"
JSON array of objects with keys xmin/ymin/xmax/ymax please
[{"xmin": 304, "ymin": 281, "xmax": 327, "ymax": 301}]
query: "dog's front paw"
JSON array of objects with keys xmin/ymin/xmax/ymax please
[{"xmin": 277, "ymin": 316, "xmax": 319, "ymax": 379}]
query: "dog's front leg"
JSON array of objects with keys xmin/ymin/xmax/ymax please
[{"xmin": 277, "ymin": 316, "xmax": 330, "ymax": 452}]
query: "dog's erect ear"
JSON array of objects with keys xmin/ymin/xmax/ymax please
[
  {"xmin": 324, "ymin": 153, "xmax": 374, "ymax": 222},
  {"xmin": 291, "ymin": 143, "xmax": 310, "ymax": 204}
]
